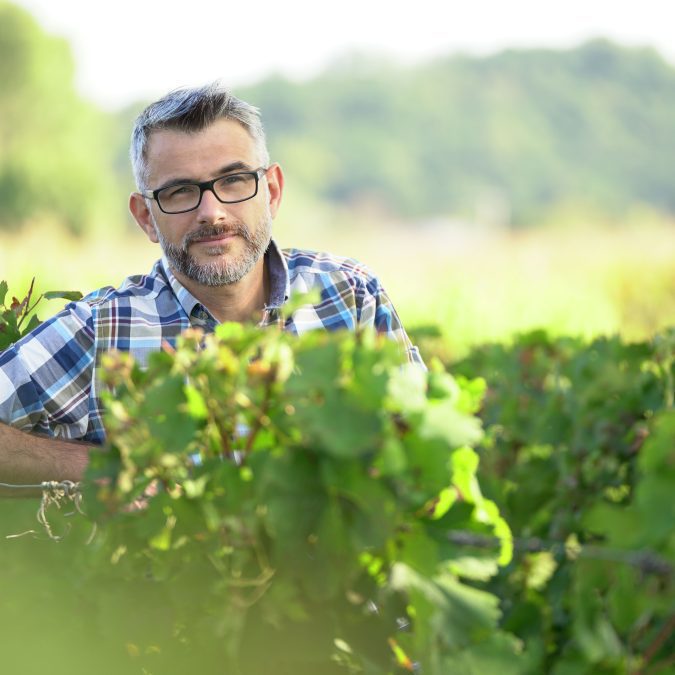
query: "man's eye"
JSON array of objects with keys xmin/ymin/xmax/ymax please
[
  {"xmin": 163, "ymin": 185, "xmax": 196, "ymax": 198},
  {"xmin": 223, "ymin": 174, "xmax": 246, "ymax": 184}
]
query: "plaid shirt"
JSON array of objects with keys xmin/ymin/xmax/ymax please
[{"xmin": 0, "ymin": 240, "xmax": 422, "ymax": 444}]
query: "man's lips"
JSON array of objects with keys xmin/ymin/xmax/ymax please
[{"xmin": 190, "ymin": 232, "xmax": 238, "ymax": 245}]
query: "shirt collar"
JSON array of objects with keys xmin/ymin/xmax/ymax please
[
  {"xmin": 159, "ymin": 238, "xmax": 290, "ymax": 322},
  {"xmin": 160, "ymin": 256, "xmax": 202, "ymax": 320},
  {"xmin": 265, "ymin": 239, "xmax": 290, "ymax": 309}
]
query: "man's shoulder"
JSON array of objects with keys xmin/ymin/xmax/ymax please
[
  {"xmin": 79, "ymin": 260, "xmax": 170, "ymax": 309},
  {"xmin": 281, "ymin": 248, "xmax": 378, "ymax": 282}
]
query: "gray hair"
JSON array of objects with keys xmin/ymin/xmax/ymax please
[{"xmin": 130, "ymin": 81, "xmax": 270, "ymax": 191}]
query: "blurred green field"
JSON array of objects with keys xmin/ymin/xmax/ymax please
[{"xmin": 2, "ymin": 215, "xmax": 673, "ymax": 358}]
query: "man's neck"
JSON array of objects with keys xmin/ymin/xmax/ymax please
[{"xmin": 172, "ymin": 258, "xmax": 269, "ymax": 324}]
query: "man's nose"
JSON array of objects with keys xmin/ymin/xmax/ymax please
[{"xmin": 195, "ymin": 186, "xmax": 227, "ymax": 221}]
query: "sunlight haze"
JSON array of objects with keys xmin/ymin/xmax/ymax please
[{"xmin": 13, "ymin": 0, "xmax": 675, "ymax": 109}]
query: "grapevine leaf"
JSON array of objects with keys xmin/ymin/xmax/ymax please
[
  {"xmin": 445, "ymin": 631, "xmax": 528, "ymax": 675},
  {"xmin": 183, "ymin": 384, "xmax": 208, "ymax": 420},
  {"xmin": 20, "ymin": 313, "xmax": 41, "ymax": 337},
  {"xmin": 419, "ymin": 401, "xmax": 483, "ymax": 448},
  {"xmin": 43, "ymin": 290, "xmax": 84, "ymax": 301},
  {"xmin": 387, "ymin": 363, "xmax": 428, "ymax": 414},
  {"xmin": 390, "ymin": 563, "xmax": 502, "ymax": 651}
]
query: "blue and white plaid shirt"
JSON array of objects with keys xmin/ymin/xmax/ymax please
[{"xmin": 0, "ymin": 241, "xmax": 422, "ymax": 444}]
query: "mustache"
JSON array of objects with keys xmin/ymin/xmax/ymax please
[{"xmin": 182, "ymin": 223, "xmax": 252, "ymax": 249}]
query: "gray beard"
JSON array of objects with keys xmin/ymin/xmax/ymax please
[{"xmin": 155, "ymin": 214, "xmax": 272, "ymax": 287}]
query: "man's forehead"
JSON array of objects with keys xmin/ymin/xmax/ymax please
[{"xmin": 145, "ymin": 118, "xmax": 257, "ymax": 181}]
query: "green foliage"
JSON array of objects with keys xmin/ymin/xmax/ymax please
[
  {"xmin": 451, "ymin": 329, "xmax": 675, "ymax": 673},
  {"xmin": 75, "ymin": 325, "xmax": 516, "ymax": 673},
  {"xmin": 1, "ymin": 278, "xmax": 673, "ymax": 674},
  {"xmin": 1, "ymin": 296, "xmax": 518, "ymax": 674},
  {"xmin": 0, "ymin": 277, "xmax": 82, "ymax": 349}
]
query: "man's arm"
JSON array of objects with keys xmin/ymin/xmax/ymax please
[
  {"xmin": 0, "ymin": 301, "xmax": 98, "ymax": 497},
  {"xmin": 0, "ymin": 421, "xmax": 91, "ymax": 498}
]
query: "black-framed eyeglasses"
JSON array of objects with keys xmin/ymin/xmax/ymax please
[{"xmin": 142, "ymin": 166, "xmax": 268, "ymax": 214}]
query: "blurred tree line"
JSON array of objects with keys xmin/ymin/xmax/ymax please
[
  {"xmin": 2, "ymin": 0, "xmax": 675, "ymax": 233},
  {"xmin": 244, "ymin": 41, "xmax": 675, "ymax": 226},
  {"xmin": 0, "ymin": 1, "xmax": 131, "ymax": 234}
]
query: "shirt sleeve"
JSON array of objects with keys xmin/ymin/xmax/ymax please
[
  {"xmin": 361, "ymin": 274, "xmax": 426, "ymax": 369},
  {"xmin": 0, "ymin": 302, "xmax": 96, "ymax": 439}
]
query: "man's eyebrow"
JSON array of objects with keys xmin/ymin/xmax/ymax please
[
  {"xmin": 155, "ymin": 161, "xmax": 255, "ymax": 191},
  {"xmin": 217, "ymin": 161, "xmax": 254, "ymax": 174}
]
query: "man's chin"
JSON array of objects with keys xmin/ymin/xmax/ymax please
[
  {"xmin": 184, "ymin": 255, "xmax": 257, "ymax": 287},
  {"xmin": 194, "ymin": 245, "xmax": 230, "ymax": 258}
]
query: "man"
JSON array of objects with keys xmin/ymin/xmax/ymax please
[{"xmin": 0, "ymin": 82, "xmax": 422, "ymax": 492}]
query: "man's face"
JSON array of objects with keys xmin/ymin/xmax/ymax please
[{"xmin": 131, "ymin": 118, "xmax": 282, "ymax": 287}]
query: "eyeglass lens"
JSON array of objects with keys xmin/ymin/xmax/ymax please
[{"xmin": 158, "ymin": 173, "xmax": 258, "ymax": 213}]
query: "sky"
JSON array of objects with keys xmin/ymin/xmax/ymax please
[{"xmin": 13, "ymin": 0, "xmax": 675, "ymax": 110}]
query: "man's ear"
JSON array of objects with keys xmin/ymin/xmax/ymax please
[
  {"xmin": 266, "ymin": 164, "xmax": 284, "ymax": 219},
  {"xmin": 129, "ymin": 192, "xmax": 159, "ymax": 243}
]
